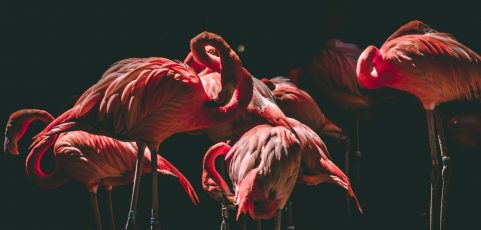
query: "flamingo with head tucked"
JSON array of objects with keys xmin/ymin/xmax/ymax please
[
  {"xmin": 356, "ymin": 20, "xmax": 481, "ymax": 230},
  {"xmin": 185, "ymin": 46, "xmax": 362, "ymax": 229},
  {"xmin": 4, "ymin": 109, "xmax": 198, "ymax": 230},
  {"xmin": 28, "ymin": 31, "xmax": 253, "ymax": 229},
  {"xmin": 202, "ymin": 117, "xmax": 363, "ymax": 230}
]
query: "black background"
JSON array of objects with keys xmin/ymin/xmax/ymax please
[{"xmin": 0, "ymin": 0, "xmax": 480, "ymax": 229}]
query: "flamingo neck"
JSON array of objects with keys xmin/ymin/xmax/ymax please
[
  {"xmin": 26, "ymin": 135, "xmax": 70, "ymax": 189},
  {"xmin": 203, "ymin": 143, "xmax": 233, "ymax": 195},
  {"xmin": 5, "ymin": 109, "xmax": 55, "ymax": 154},
  {"xmin": 205, "ymin": 69, "xmax": 254, "ymax": 125},
  {"xmin": 357, "ymin": 46, "xmax": 393, "ymax": 89}
]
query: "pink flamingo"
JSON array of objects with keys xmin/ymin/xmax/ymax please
[
  {"xmin": 28, "ymin": 31, "xmax": 253, "ymax": 229},
  {"xmin": 4, "ymin": 109, "xmax": 199, "ymax": 230},
  {"xmin": 291, "ymin": 39, "xmax": 368, "ymax": 112},
  {"xmin": 356, "ymin": 20, "xmax": 481, "ymax": 230},
  {"xmin": 186, "ymin": 48, "xmax": 362, "ymax": 230},
  {"xmin": 260, "ymin": 76, "xmax": 349, "ymax": 225},
  {"xmin": 289, "ymin": 39, "xmax": 402, "ymax": 217},
  {"xmin": 202, "ymin": 118, "xmax": 363, "ymax": 230},
  {"xmin": 186, "ymin": 51, "xmax": 287, "ymax": 229}
]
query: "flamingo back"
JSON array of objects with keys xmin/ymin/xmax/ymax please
[
  {"xmin": 269, "ymin": 76, "xmax": 326, "ymax": 131},
  {"xmin": 226, "ymin": 124, "xmax": 302, "ymax": 219},
  {"xmin": 54, "ymin": 131, "xmax": 199, "ymax": 203},
  {"xmin": 304, "ymin": 39, "xmax": 363, "ymax": 97},
  {"xmin": 35, "ymin": 58, "xmax": 210, "ymax": 146},
  {"xmin": 287, "ymin": 118, "xmax": 363, "ymax": 212},
  {"xmin": 380, "ymin": 32, "xmax": 481, "ymax": 108}
]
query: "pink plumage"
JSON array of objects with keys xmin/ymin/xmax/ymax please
[
  {"xmin": 4, "ymin": 109, "xmax": 199, "ymax": 202},
  {"xmin": 357, "ymin": 20, "xmax": 481, "ymax": 109}
]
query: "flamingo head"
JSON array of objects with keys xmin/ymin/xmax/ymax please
[
  {"xmin": 237, "ymin": 195, "xmax": 280, "ymax": 220},
  {"xmin": 3, "ymin": 133, "xmax": 19, "ymax": 155},
  {"xmin": 356, "ymin": 45, "xmax": 393, "ymax": 89}
]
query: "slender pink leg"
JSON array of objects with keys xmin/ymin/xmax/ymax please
[
  {"xmin": 344, "ymin": 136, "xmax": 352, "ymax": 218},
  {"xmin": 275, "ymin": 209, "xmax": 282, "ymax": 230},
  {"xmin": 89, "ymin": 186, "xmax": 103, "ymax": 230},
  {"xmin": 242, "ymin": 215, "xmax": 247, "ymax": 230},
  {"xmin": 105, "ymin": 186, "xmax": 116, "ymax": 230},
  {"xmin": 256, "ymin": 219, "xmax": 262, "ymax": 230},
  {"xmin": 125, "ymin": 141, "xmax": 146, "ymax": 230}
]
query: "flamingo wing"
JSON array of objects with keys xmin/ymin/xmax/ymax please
[
  {"xmin": 381, "ymin": 30, "xmax": 481, "ymax": 102},
  {"xmin": 385, "ymin": 20, "xmax": 439, "ymax": 42},
  {"xmin": 33, "ymin": 58, "xmax": 207, "ymax": 144},
  {"xmin": 287, "ymin": 118, "xmax": 362, "ymax": 212},
  {"xmin": 305, "ymin": 39, "xmax": 362, "ymax": 96}
]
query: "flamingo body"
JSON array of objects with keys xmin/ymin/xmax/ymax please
[
  {"xmin": 264, "ymin": 77, "xmax": 345, "ymax": 140},
  {"xmin": 357, "ymin": 20, "xmax": 481, "ymax": 109},
  {"xmin": 4, "ymin": 109, "xmax": 198, "ymax": 202}
]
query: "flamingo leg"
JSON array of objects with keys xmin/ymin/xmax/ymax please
[
  {"xmin": 220, "ymin": 203, "xmax": 230, "ymax": 230},
  {"xmin": 125, "ymin": 141, "xmax": 146, "ymax": 230},
  {"xmin": 426, "ymin": 110, "xmax": 441, "ymax": 230},
  {"xmin": 347, "ymin": 115, "xmax": 362, "ymax": 219},
  {"xmin": 149, "ymin": 146, "xmax": 160, "ymax": 230},
  {"xmin": 242, "ymin": 216, "xmax": 247, "ymax": 230},
  {"xmin": 256, "ymin": 219, "xmax": 262, "ymax": 230},
  {"xmin": 353, "ymin": 116, "xmax": 362, "ymax": 192},
  {"xmin": 344, "ymin": 136, "xmax": 352, "ymax": 218},
  {"xmin": 89, "ymin": 187, "xmax": 103, "ymax": 230},
  {"xmin": 286, "ymin": 199, "xmax": 295, "ymax": 230},
  {"xmin": 105, "ymin": 186, "xmax": 116, "ymax": 230},
  {"xmin": 434, "ymin": 109, "xmax": 450, "ymax": 230},
  {"xmin": 275, "ymin": 209, "xmax": 282, "ymax": 230}
]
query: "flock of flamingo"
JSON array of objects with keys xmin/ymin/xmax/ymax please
[{"xmin": 4, "ymin": 20, "xmax": 481, "ymax": 230}]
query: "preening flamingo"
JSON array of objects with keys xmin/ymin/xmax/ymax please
[
  {"xmin": 186, "ymin": 50, "xmax": 288, "ymax": 229},
  {"xmin": 187, "ymin": 48, "xmax": 362, "ymax": 230},
  {"xmin": 293, "ymin": 39, "xmax": 368, "ymax": 113},
  {"xmin": 356, "ymin": 20, "xmax": 481, "ymax": 230},
  {"xmin": 202, "ymin": 118, "xmax": 363, "ymax": 230},
  {"xmin": 4, "ymin": 109, "xmax": 199, "ymax": 230},
  {"xmin": 29, "ymin": 31, "xmax": 253, "ymax": 229},
  {"xmin": 260, "ymin": 76, "xmax": 348, "ymax": 226}
]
